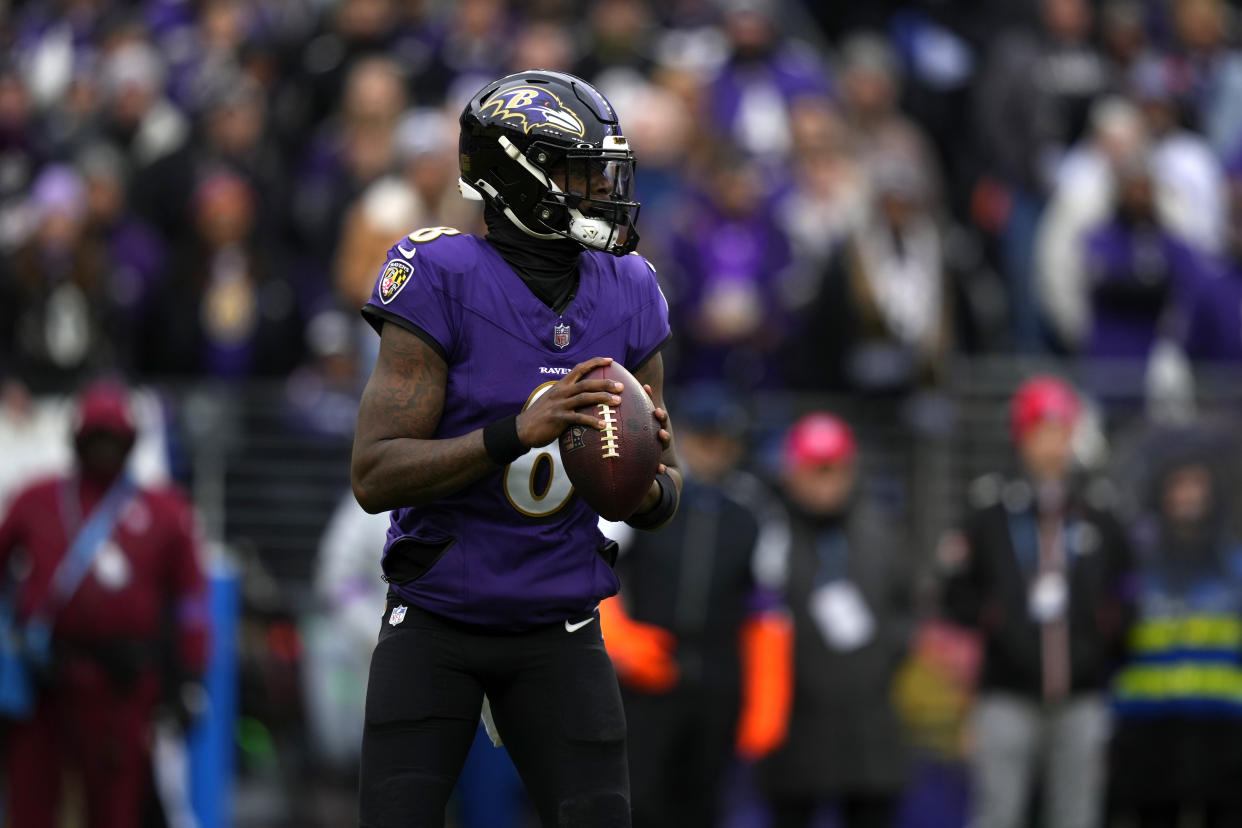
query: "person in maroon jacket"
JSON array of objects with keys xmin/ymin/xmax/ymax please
[{"xmin": 0, "ymin": 381, "xmax": 209, "ymax": 828}]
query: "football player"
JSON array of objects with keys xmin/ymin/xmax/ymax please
[{"xmin": 351, "ymin": 70, "xmax": 681, "ymax": 827}]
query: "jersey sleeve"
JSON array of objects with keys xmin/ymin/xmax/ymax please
[
  {"xmin": 625, "ymin": 254, "xmax": 672, "ymax": 370},
  {"xmin": 360, "ymin": 235, "xmax": 460, "ymax": 361}
]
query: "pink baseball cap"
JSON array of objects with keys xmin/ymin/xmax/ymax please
[
  {"xmin": 783, "ymin": 412, "xmax": 857, "ymax": 470},
  {"xmin": 1010, "ymin": 375, "xmax": 1080, "ymax": 444}
]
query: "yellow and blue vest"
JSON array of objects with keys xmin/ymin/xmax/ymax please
[{"xmin": 1113, "ymin": 546, "xmax": 1242, "ymax": 717}]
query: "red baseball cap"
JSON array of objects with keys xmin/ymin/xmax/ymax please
[
  {"xmin": 1010, "ymin": 375, "xmax": 1080, "ymax": 444},
  {"xmin": 783, "ymin": 412, "xmax": 857, "ymax": 471},
  {"xmin": 73, "ymin": 381, "xmax": 136, "ymax": 442}
]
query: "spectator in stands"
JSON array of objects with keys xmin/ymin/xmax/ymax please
[
  {"xmin": 665, "ymin": 144, "xmax": 792, "ymax": 389},
  {"xmin": 1036, "ymin": 96, "xmax": 1151, "ymax": 352},
  {"xmin": 283, "ymin": 309, "xmax": 368, "ymax": 441},
  {"xmin": 334, "ymin": 177, "xmax": 422, "ymax": 311},
  {"xmin": 974, "ymin": 0, "xmax": 1112, "ymax": 350},
  {"xmin": 1076, "ymin": 155, "xmax": 1190, "ymax": 361},
  {"xmin": 413, "ymin": 0, "xmax": 512, "ymax": 108},
  {"xmin": 197, "ymin": 74, "xmax": 289, "ymax": 242},
  {"xmin": 837, "ymin": 32, "xmax": 941, "ymax": 210},
  {"xmin": 704, "ymin": 0, "xmax": 832, "ymax": 166},
  {"xmin": 11, "ymin": 0, "xmax": 111, "ymax": 115},
  {"xmin": 573, "ymin": 0, "xmax": 658, "ymax": 95},
  {"xmin": 759, "ymin": 412, "xmax": 914, "ymax": 828},
  {"xmin": 1099, "ymin": 0, "xmax": 1152, "ymax": 82},
  {"xmin": 1166, "ymin": 0, "xmax": 1242, "ymax": 159},
  {"xmin": 0, "ymin": 381, "xmax": 209, "ymax": 828},
  {"xmin": 508, "ymin": 17, "xmax": 577, "ymax": 76},
  {"xmin": 601, "ymin": 386, "xmax": 792, "ymax": 828},
  {"xmin": 775, "ymin": 98, "xmax": 869, "ymax": 312},
  {"xmin": 1109, "ymin": 429, "xmax": 1242, "ymax": 828},
  {"xmin": 0, "ymin": 165, "xmax": 120, "ymax": 393},
  {"xmin": 31, "ymin": 48, "xmax": 103, "ymax": 163},
  {"xmin": 291, "ymin": 0, "xmax": 409, "ymax": 128},
  {"xmin": 163, "ymin": 0, "xmax": 253, "ymax": 112},
  {"xmin": 101, "ymin": 41, "xmax": 191, "ymax": 213},
  {"xmin": 602, "ymin": 75, "xmax": 697, "ymax": 266},
  {"xmin": 139, "ymin": 169, "xmax": 304, "ymax": 379},
  {"xmin": 939, "ymin": 376, "xmax": 1132, "ymax": 828},
  {"xmin": 782, "ymin": 157, "xmax": 952, "ymax": 393},
  {"xmin": 78, "ymin": 142, "xmax": 166, "ymax": 337},
  {"xmin": 1129, "ymin": 55, "xmax": 1227, "ymax": 253},
  {"xmin": 291, "ymin": 55, "xmax": 407, "ymax": 299},
  {"xmin": 1039, "ymin": 76, "xmax": 1223, "ymax": 361},
  {"xmin": 394, "ymin": 107, "xmax": 482, "ymax": 235},
  {"xmin": 1173, "ymin": 180, "xmax": 1242, "ymax": 363},
  {"xmin": 0, "ymin": 65, "xmax": 46, "ymax": 253}
]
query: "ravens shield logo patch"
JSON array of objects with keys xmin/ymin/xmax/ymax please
[{"xmin": 378, "ymin": 259, "xmax": 414, "ymax": 305}]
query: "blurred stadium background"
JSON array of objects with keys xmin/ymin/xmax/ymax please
[{"xmin": 2, "ymin": 0, "xmax": 1242, "ymax": 825}]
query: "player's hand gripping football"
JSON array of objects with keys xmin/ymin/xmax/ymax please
[
  {"xmin": 635, "ymin": 382, "xmax": 672, "ymax": 513},
  {"xmin": 514, "ymin": 356, "xmax": 625, "ymax": 448}
]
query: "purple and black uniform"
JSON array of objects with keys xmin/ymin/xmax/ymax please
[{"xmin": 362, "ymin": 228, "xmax": 670, "ymax": 631}]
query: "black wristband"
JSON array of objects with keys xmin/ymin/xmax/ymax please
[
  {"xmin": 626, "ymin": 470, "xmax": 678, "ymax": 531},
  {"xmin": 483, "ymin": 414, "xmax": 526, "ymax": 466}
]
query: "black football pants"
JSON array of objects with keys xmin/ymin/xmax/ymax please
[{"xmin": 359, "ymin": 597, "xmax": 631, "ymax": 827}]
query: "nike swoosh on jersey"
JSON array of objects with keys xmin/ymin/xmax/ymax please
[
  {"xmin": 564, "ymin": 617, "xmax": 596, "ymax": 633},
  {"xmin": 397, "ymin": 244, "xmax": 416, "ymax": 259}
]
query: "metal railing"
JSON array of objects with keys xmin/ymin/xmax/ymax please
[{"xmin": 149, "ymin": 357, "xmax": 1242, "ymax": 598}]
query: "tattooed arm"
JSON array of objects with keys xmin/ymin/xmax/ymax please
[{"xmin": 350, "ymin": 322, "xmax": 624, "ymax": 513}]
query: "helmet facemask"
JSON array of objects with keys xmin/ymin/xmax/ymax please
[
  {"xmin": 463, "ymin": 133, "xmax": 641, "ymax": 256},
  {"xmin": 536, "ymin": 138, "xmax": 640, "ymax": 255}
]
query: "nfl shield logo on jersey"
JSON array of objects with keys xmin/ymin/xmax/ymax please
[
  {"xmin": 553, "ymin": 322, "xmax": 571, "ymax": 349},
  {"xmin": 388, "ymin": 605, "xmax": 407, "ymax": 626}
]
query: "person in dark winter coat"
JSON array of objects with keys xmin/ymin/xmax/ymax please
[
  {"xmin": 939, "ymin": 375, "xmax": 1132, "ymax": 828},
  {"xmin": 760, "ymin": 412, "xmax": 915, "ymax": 828}
]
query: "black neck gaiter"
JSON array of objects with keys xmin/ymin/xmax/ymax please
[{"xmin": 484, "ymin": 205, "xmax": 582, "ymax": 313}]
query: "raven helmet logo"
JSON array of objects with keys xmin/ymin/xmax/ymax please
[
  {"xmin": 480, "ymin": 86, "xmax": 586, "ymax": 137},
  {"xmin": 378, "ymin": 259, "xmax": 414, "ymax": 305},
  {"xmin": 553, "ymin": 322, "xmax": 571, "ymax": 349}
]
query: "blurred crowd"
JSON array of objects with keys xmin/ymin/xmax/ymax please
[
  {"xmin": 3, "ymin": 0, "xmax": 1242, "ymax": 400},
  {"xmin": 3, "ymin": 0, "xmax": 1242, "ymax": 826}
]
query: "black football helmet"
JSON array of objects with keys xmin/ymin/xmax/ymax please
[{"xmin": 459, "ymin": 70, "xmax": 640, "ymax": 256}]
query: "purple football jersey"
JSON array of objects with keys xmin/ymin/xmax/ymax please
[{"xmin": 361, "ymin": 228, "xmax": 670, "ymax": 629}]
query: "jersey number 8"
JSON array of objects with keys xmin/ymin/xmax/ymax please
[
  {"xmin": 502, "ymin": 383, "xmax": 574, "ymax": 517},
  {"xmin": 408, "ymin": 226, "xmax": 461, "ymax": 243}
]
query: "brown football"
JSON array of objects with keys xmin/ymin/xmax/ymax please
[{"xmin": 560, "ymin": 362, "xmax": 662, "ymax": 521}]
